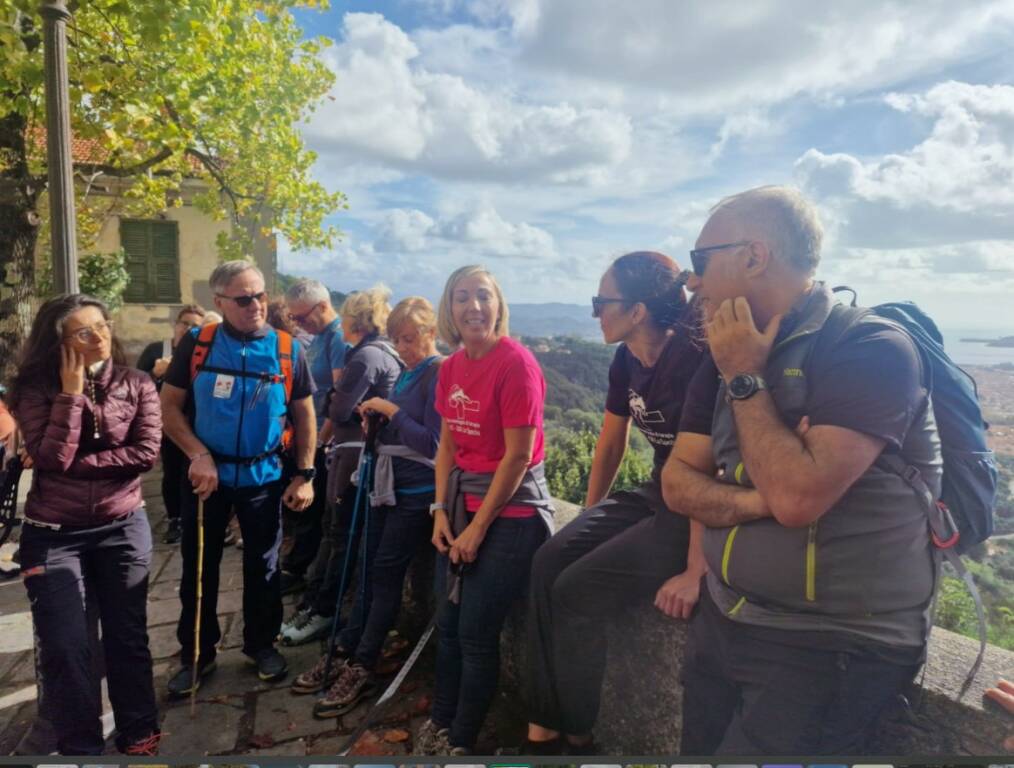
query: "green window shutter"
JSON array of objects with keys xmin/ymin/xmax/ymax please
[
  {"xmin": 119, "ymin": 219, "xmax": 180, "ymax": 303},
  {"xmin": 121, "ymin": 220, "xmax": 151, "ymax": 303},
  {"xmin": 151, "ymin": 222, "xmax": 181, "ymax": 302}
]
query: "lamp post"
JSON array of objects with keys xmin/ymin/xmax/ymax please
[{"xmin": 39, "ymin": 0, "xmax": 78, "ymax": 294}]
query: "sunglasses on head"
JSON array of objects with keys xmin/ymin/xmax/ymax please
[
  {"xmin": 688, "ymin": 240, "xmax": 752, "ymax": 277},
  {"xmin": 216, "ymin": 291, "xmax": 267, "ymax": 308}
]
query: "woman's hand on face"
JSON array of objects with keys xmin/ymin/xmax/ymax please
[
  {"xmin": 449, "ymin": 520, "xmax": 487, "ymax": 565},
  {"xmin": 60, "ymin": 344, "xmax": 86, "ymax": 395},
  {"xmin": 431, "ymin": 509, "xmax": 453, "ymax": 554}
]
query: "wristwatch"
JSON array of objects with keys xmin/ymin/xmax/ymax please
[
  {"xmin": 727, "ymin": 373, "xmax": 767, "ymax": 401},
  {"xmin": 295, "ymin": 467, "xmax": 317, "ymax": 482},
  {"xmin": 429, "ymin": 501, "xmax": 447, "ymax": 517}
]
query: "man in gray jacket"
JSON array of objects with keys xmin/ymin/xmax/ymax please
[{"xmin": 662, "ymin": 186, "xmax": 940, "ymax": 755}]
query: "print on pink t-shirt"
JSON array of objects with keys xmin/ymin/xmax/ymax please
[{"xmin": 436, "ymin": 336, "xmax": 546, "ymax": 517}]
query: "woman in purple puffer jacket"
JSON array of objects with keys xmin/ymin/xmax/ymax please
[{"xmin": 9, "ymin": 294, "xmax": 162, "ymax": 756}]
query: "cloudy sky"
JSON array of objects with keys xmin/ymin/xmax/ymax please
[{"xmin": 280, "ymin": 0, "xmax": 1014, "ymax": 331}]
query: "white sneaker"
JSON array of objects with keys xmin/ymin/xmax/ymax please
[{"xmin": 279, "ymin": 610, "xmax": 331, "ymax": 646}]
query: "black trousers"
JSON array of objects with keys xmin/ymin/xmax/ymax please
[
  {"xmin": 680, "ymin": 584, "xmax": 921, "ymax": 755},
  {"xmin": 160, "ymin": 437, "xmax": 185, "ymax": 522},
  {"xmin": 525, "ymin": 481, "xmax": 690, "ymax": 735},
  {"xmin": 20, "ymin": 511, "xmax": 158, "ymax": 755},
  {"xmin": 176, "ymin": 480, "xmax": 284, "ymax": 663}
]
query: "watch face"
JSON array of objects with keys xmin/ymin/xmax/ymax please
[{"xmin": 729, "ymin": 374, "xmax": 757, "ymax": 399}]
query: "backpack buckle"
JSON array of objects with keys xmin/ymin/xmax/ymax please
[{"xmin": 930, "ymin": 500, "xmax": 960, "ymax": 549}]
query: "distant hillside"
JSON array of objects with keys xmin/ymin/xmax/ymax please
[
  {"xmin": 523, "ymin": 335, "xmax": 613, "ymax": 412},
  {"xmin": 512, "ymin": 303, "xmax": 601, "ymax": 340}
]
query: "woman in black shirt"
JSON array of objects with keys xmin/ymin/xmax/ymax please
[{"xmin": 523, "ymin": 251, "xmax": 711, "ymax": 753}]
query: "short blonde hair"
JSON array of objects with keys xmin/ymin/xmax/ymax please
[
  {"xmin": 437, "ymin": 265, "xmax": 510, "ymax": 347},
  {"xmin": 388, "ymin": 296, "xmax": 437, "ymax": 337},
  {"xmin": 341, "ymin": 284, "xmax": 392, "ymax": 336}
]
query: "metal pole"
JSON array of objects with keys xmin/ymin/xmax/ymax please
[{"xmin": 39, "ymin": 0, "xmax": 79, "ymax": 294}]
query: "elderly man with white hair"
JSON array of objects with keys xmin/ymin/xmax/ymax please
[
  {"xmin": 279, "ymin": 277, "xmax": 348, "ymax": 596},
  {"xmin": 661, "ymin": 186, "xmax": 940, "ymax": 754}
]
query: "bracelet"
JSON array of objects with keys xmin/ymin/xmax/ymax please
[{"xmin": 188, "ymin": 451, "xmax": 210, "ymax": 463}]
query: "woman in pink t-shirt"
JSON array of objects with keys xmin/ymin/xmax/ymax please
[{"xmin": 417, "ymin": 265, "xmax": 552, "ymax": 756}]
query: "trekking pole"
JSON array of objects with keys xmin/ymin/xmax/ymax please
[
  {"xmin": 320, "ymin": 414, "xmax": 382, "ymax": 692},
  {"xmin": 190, "ymin": 495, "xmax": 205, "ymax": 718}
]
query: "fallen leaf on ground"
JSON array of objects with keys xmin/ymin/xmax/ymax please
[
  {"xmin": 401, "ymin": 680, "xmax": 418, "ymax": 694},
  {"xmin": 208, "ymin": 694, "xmax": 231, "ymax": 704},
  {"xmin": 383, "ymin": 728, "xmax": 410, "ymax": 743},
  {"xmin": 351, "ymin": 730, "xmax": 392, "ymax": 756},
  {"xmin": 249, "ymin": 733, "xmax": 276, "ymax": 748},
  {"xmin": 413, "ymin": 694, "xmax": 431, "ymax": 714}
]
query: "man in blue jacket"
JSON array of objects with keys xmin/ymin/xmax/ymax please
[{"xmin": 161, "ymin": 260, "xmax": 317, "ymax": 693}]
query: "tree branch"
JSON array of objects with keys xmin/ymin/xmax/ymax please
[{"xmin": 73, "ymin": 146, "xmax": 174, "ymax": 177}]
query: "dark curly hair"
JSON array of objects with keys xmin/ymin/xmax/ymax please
[{"xmin": 8, "ymin": 293, "xmax": 125, "ymax": 410}]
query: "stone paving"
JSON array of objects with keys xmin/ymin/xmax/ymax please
[{"xmin": 0, "ymin": 468, "xmax": 526, "ymax": 757}]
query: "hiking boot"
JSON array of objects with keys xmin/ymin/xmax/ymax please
[
  {"xmin": 290, "ymin": 650, "xmax": 349, "ymax": 694},
  {"xmin": 246, "ymin": 647, "xmax": 288, "ymax": 682},
  {"xmin": 280, "ymin": 570, "xmax": 305, "ymax": 595},
  {"xmin": 414, "ymin": 718, "xmax": 451, "ymax": 755},
  {"xmin": 279, "ymin": 609, "xmax": 330, "ymax": 646},
  {"xmin": 121, "ymin": 730, "xmax": 161, "ymax": 756},
  {"xmin": 312, "ymin": 663, "xmax": 376, "ymax": 719},
  {"xmin": 166, "ymin": 659, "xmax": 217, "ymax": 699},
  {"xmin": 163, "ymin": 518, "xmax": 182, "ymax": 545}
]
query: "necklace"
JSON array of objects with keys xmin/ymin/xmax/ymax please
[{"xmin": 86, "ymin": 373, "xmax": 101, "ymax": 439}]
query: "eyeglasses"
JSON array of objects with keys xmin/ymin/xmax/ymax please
[
  {"xmin": 288, "ymin": 303, "xmax": 319, "ymax": 325},
  {"xmin": 688, "ymin": 240, "xmax": 752, "ymax": 277},
  {"xmin": 591, "ymin": 296, "xmax": 629, "ymax": 318},
  {"xmin": 216, "ymin": 291, "xmax": 267, "ymax": 308},
  {"xmin": 65, "ymin": 320, "xmax": 114, "ymax": 343}
]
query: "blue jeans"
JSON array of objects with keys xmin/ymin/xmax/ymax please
[
  {"xmin": 431, "ymin": 514, "xmax": 547, "ymax": 750},
  {"xmin": 337, "ymin": 492, "xmax": 433, "ymax": 668}
]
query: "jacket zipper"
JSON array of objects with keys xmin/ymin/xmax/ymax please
[{"xmin": 234, "ymin": 342, "xmax": 248, "ymax": 488}]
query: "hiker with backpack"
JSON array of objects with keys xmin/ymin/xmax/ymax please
[
  {"xmin": 136, "ymin": 304, "xmax": 206, "ymax": 545},
  {"xmin": 291, "ymin": 296, "xmax": 443, "ymax": 717},
  {"xmin": 279, "ymin": 285, "xmax": 403, "ymax": 646},
  {"xmin": 661, "ymin": 185, "xmax": 996, "ymax": 755},
  {"xmin": 416, "ymin": 266, "xmax": 554, "ymax": 756},
  {"xmin": 9, "ymin": 294, "xmax": 162, "ymax": 755},
  {"xmin": 521, "ymin": 251, "xmax": 711, "ymax": 755},
  {"xmin": 161, "ymin": 261, "xmax": 317, "ymax": 695}
]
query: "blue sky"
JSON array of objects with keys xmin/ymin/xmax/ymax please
[{"xmin": 279, "ymin": 0, "xmax": 1014, "ymax": 331}]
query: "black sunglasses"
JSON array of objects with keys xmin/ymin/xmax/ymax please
[
  {"xmin": 688, "ymin": 240, "xmax": 752, "ymax": 276},
  {"xmin": 591, "ymin": 295, "xmax": 630, "ymax": 318},
  {"xmin": 216, "ymin": 291, "xmax": 268, "ymax": 308}
]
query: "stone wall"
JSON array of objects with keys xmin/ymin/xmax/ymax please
[{"xmin": 495, "ymin": 498, "xmax": 1014, "ymax": 756}]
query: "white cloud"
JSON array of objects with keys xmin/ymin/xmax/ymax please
[
  {"xmin": 499, "ymin": 1, "xmax": 1014, "ymax": 114},
  {"xmin": 375, "ymin": 209, "xmax": 436, "ymax": 253},
  {"xmin": 372, "ymin": 204, "xmax": 556, "ymax": 260},
  {"xmin": 306, "ymin": 13, "xmax": 632, "ymax": 185},
  {"xmin": 796, "ymin": 81, "xmax": 1014, "ymax": 250}
]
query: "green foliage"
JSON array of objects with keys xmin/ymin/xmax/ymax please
[
  {"xmin": 78, "ymin": 250, "xmax": 129, "ymax": 310},
  {"xmin": 935, "ymin": 541, "xmax": 1014, "ymax": 651},
  {"xmin": 34, "ymin": 249, "xmax": 130, "ymax": 310},
  {"xmin": 1, "ymin": 0, "xmax": 344, "ymax": 265},
  {"xmin": 545, "ymin": 428, "xmax": 652, "ymax": 504}
]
